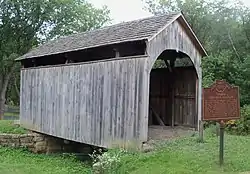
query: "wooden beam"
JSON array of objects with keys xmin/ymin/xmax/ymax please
[
  {"xmin": 65, "ymin": 53, "xmax": 70, "ymax": 64},
  {"xmin": 171, "ymin": 57, "xmax": 176, "ymax": 128},
  {"xmin": 164, "ymin": 60, "xmax": 172, "ymax": 72},
  {"xmin": 195, "ymin": 76, "xmax": 198, "ymax": 130},
  {"xmin": 170, "ymin": 57, "xmax": 176, "ymax": 68},
  {"xmin": 150, "ymin": 105, "xmax": 165, "ymax": 126},
  {"xmin": 171, "ymin": 87, "xmax": 175, "ymax": 128}
]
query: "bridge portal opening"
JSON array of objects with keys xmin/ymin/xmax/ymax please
[{"xmin": 148, "ymin": 50, "xmax": 198, "ymax": 140}]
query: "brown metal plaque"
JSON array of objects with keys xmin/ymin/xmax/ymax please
[{"xmin": 203, "ymin": 80, "xmax": 240, "ymax": 121}]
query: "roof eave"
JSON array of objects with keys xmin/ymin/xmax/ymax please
[
  {"xmin": 15, "ymin": 56, "xmax": 25, "ymax": 61},
  {"xmin": 178, "ymin": 13, "xmax": 208, "ymax": 57},
  {"xmin": 15, "ymin": 38, "xmax": 149, "ymax": 61},
  {"xmin": 148, "ymin": 12, "xmax": 182, "ymax": 42}
]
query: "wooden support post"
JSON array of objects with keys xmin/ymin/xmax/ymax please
[
  {"xmin": 170, "ymin": 57, "xmax": 176, "ymax": 68},
  {"xmin": 170, "ymin": 57, "xmax": 175, "ymax": 128},
  {"xmin": 164, "ymin": 60, "xmax": 172, "ymax": 72},
  {"xmin": 197, "ymin": 75, "xmax": 203, "ymax": 140},
  {"xmin": 32, "ymin": 59, "xmax": 37, "ymax": 67},
  {"xmin": 198, "ymin": 120, "xmax": 204, "ymax": 142},
  {"xmin": 171, "ymin": 89, "xmax": 175, "ymax": 128},
  {"xmin": 65, "ymin": 53, "xmax": 68, "ymax": 64},
  {"xmin": 114, "ymin": 48, "xmax": 120, "ymax": 58}
]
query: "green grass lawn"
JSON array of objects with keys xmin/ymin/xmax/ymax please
[
  {"xmin": 3, "ymin": 105, "xmax": 20, "ymax": 120},
  {"xmin": 0, "ymin": 148, "xmax": 91, "ymax": 174},
  {"xmin": 3, "ymin": 112, "xmax": 19, "ymax": 117},
  {"xmin": 0, "ymin": 120, "xmax": 27, "ymax": 134},
  {"xmin": 0, "ymin": 122, "xmax": 250, "ymax": 174},
  {"xmin": 114, "ymin": 133, "xmax": 250, "ymax": 174},
  {"xmin": 4, "ymin": 105, "xmax": 19, "ymax": 114}
]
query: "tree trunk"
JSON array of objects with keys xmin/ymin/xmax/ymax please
[
  {"xmin": 0, "ymin": 64, "xmax": 16, "ymax": 120},
  {"xmin": 14, "ymin": 76, "xmax": 20, "ymax": 97},
  {"xmin": 0, "ymin": 74, "xmax": 4, "ymax": 120},
  {"xmin": 0, "ymin": 82, "xmax": 7, "ymax": 120},
  {"xmin": 0, "ymin": 96, "xmax": 5, "ymax": 120}
]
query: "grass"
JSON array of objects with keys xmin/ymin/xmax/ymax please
[
  {"xmin": 0, "ymin": 147, "xmax": 91, "ymax": 174},
  {"xmin": 0, "ymin": 120, "xmax": 27, "ymax": 134},
  {"xmin": 3, "ymin": 105, "xmax": 20, "ymax": 118},
  {"xmin": 3, "ymin": 112, "xmax": 19, "ymax": 117},
  {"xmin": 0, "ymin": 124, "xmax": 250, "ymax": 174},
  {"xmin": 0, "ymin": 120, "xmax": 92, "ymax": 174},
  {"xmin": 109, "ymin": 131, "xmax": 250, "ymax": 174}
]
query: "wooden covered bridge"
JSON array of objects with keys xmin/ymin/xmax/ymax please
[{"xmin": 17, "ymin": 12, "xmax": 207, "ymax": 148}]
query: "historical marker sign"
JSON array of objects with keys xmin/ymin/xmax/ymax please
[
  {"xmin": 203, "ymin": 80, "xmax": 240, "ymax": 121},
  {"xmin": 202, "ymin": 80, "xmax": 240, "ymax": 166}
]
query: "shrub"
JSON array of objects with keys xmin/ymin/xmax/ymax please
[
  {"xmin": 226, "ymin": 105, "xmax": 250, "ymax": 135},
  {"xmin": 203, "ymin": 121, "xmax": 217, "ymax": 129},
  {"xmin": 90, "ymin": 149, "xmax": 127, "ymax": 174}
]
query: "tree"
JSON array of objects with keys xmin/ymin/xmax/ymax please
[
  {"xmin": 0, "ymin": 0, "xmax": 110, "ymax": 119},
  {"xmin": 144, "ymin": 0, "xmax": 250, "ymax": 105},
  {"xmin": 144, "ymin": 0, "xmax": 246, "ymax": 52}
]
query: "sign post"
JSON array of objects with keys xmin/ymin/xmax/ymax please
[
  {"xmin": 202, "ymin": 80, "xmax": 240, "ymax": 166},
  {"xmin": 219, "ymin": 121, "xmax": 224, "ymax": 166}
]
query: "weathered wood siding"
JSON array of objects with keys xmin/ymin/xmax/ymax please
[
  {"xmin": 149, "ymin": 69, "xmax": 172, "ymax": 125},
  {"xmin": 20, "ymin": 56, "xmax": 149, "ymax": 148},
  {"xmin": 149, "ymin": 67, "xmax": 197, "ymax": 128},
  {"xmin": 147, "ymin": 20, "xmax": 202, "ymax": 77},
  {"xmin": 147, "ymin": 19, "xmax": 202, "ymax": 129},
  {"xmin": 174, "ymin": 67, "xmax": 197, "ymax": 127}
]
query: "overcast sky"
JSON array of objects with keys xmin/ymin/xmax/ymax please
[{"xmin": 90, "ymin": 0, "xmax": 250, "ymax": 24}]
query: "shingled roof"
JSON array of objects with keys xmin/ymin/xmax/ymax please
[{"xmin": 16, "ymin": 12, "xmax": 206, "ymax": 61}]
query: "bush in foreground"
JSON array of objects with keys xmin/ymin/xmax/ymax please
[
  {"xmin": 203, "ymin": 105, "xmax": 250, "ymax": 136},
  {"xmin": 90, "ymin": 148, "xmax": 132, "ymax": 174},
  {"xmin": 226, "ymin": 105, "xmax": 250, "ymax": 135}
]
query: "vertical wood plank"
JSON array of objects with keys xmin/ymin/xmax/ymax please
[{"xmin": 20, "ymin": 56, "xmax": 149, "ymax": 148}]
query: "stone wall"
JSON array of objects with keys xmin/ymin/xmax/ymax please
[
  {"xmin": 0, "ymin": 132, "xmax": 93, "ymax": 154},
  {"xmin": 0, "ymin": 133, "xmax": 34, "ymax": 149}
]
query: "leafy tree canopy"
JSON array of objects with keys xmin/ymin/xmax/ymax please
[
  {"xmin": 144, "ymin": 0, "xmax": 250, "ymax": 105},
  {"xmin": 0, "ymin": 0, "xmax": 110, "ymax": 118}
]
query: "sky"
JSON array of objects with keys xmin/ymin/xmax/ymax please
[
  {"xmin": 90, "ymin": 0, "xmax": 152, "ymax": 24},
  {"xmin": 90, "ymin": 0, "xmax": 250, "ymax": 24}
]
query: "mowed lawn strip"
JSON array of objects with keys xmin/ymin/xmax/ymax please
[
  {"xmin": 0, "ymin": 120, "xmax": 27, "ymax": 134},
  {"xmin": 0, "ymin": 147, "xmax": 91, "ymax": 174},
  {"xmin": 114, "ymin": 134, "xmax": 250, "ymax": 174}
]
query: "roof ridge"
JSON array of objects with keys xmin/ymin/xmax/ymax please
[
  {"xmin": 100, "ymin": 11, "xmax": 181, "ymax": 29},
  {"xmin": 52, "ymin": 11, "xmax": 181, "ymax": 41}
]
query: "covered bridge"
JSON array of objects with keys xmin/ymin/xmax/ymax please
[{"xmin": 17, "ymin": 12, "xmax": 207, "ymax": 148}]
